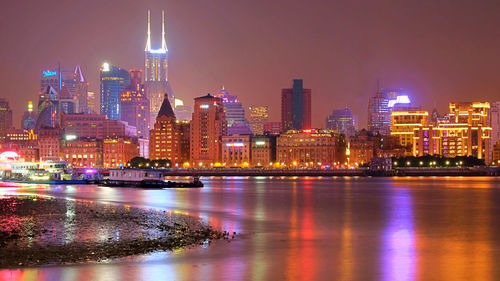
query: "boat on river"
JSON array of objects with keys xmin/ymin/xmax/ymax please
[{"xmin": 104, "ymin": 169, "xmax": 203, "ymax": 188}]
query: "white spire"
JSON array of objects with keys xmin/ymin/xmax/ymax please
[
  {"xmin": 145, "ymin": 10, "xmax": 151, "ymax": 51},
  {"xmin": 162, "ymin": 10, "xmax": 168, "ymax": 52}
]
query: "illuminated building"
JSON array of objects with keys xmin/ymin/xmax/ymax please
[
  {"xmin": 281, "ymin": 79, "xmax": 311, "ymax": 131},
  {"xmin": 390, "ymin": 110, "xmax": 428, "ymax": 149},
  {"xmin": 21, "ymin": 101, "xmax": 37, "ymax": 130},
  {"xmin": 59, "ymin": 86, "xmax": 77, "ymax": 114},
  {"xmin": 276, "ymin": 129, "xmax": 336, "ymax": 167},
  {"xmin": 120, "ymin": 70, "xmax": 150, "ymax": 139},
  {"xmin": 248, "ymin": 106, "xmax": 269, "ymax": 135},
  {"xmin": 138, "ymin": 138, "xmax": 149, "ymax": 158},
  {"xmin": 38, "ymin": 127, "xmax": 62, "ymax": 161},
  {"xmin": 215, "ymin": 87, "xmax": 252, "ymax": 135},
  {"xmin": 0, "ymin": 98, "xmax": 13, "ymax": 140},
  {"xmin": 190, "ymin": 94, "xmax": 226, "ymax": 165},
  {"xmin": 413, "ymin": 102, "xmax": 492, "ymax": 162},
  {"xmin": 36, "ymin": 86, "xmax": 59, "ymax": 130},
  {"xmin": 62, "ymin": 138, "xmax": 103, "ymax": 168},
  {"xmin": 144, "ymin": 10, "xmax": 175, "ymax": 125},
  {"xmin": 264, "ymin": 121, "xmax": 282, "ymax": 135},
  {"xmin": 103, "ymin": 137, "xmax": 139, "ymax": 168},
  {"xmin": 149, "ymin": 94, "xmax": 183, "ymax": 164},
  {"xmin": 61, "ymin": 65, "xmax": 88, "ymax": 113},
  {"xmin": 349, "ymin": 129, "xmax": 376, "ymax": 165},
  {"xmin": 221, "ymin": 135, "xmax": 251, "ymax": 166},
  {"xmin": 100, "ymin": 62, "xmax": 130, "ymax": 120},
  {"xmin": 40, "ymin": 67, "xmax": 60, "ymax": 92},
  {"xmin": 490, "ymin": 101, "xmax": 500, "ymax": 163},
  {"xmin": 326, "ymin": 107, "xmax": 357, "ymax": 138},
  {"xmin": 174, "ymin": 98, "xmax": 192, "ymax": 121},
  {"xmin": 61, "ymin": 113, "xmax": 136, "ymax": 139},
  {"xmin": 87, "ymin": 91, "xmax": 98, "ymax": 113},
  {"xmin": 493, "ymin": 141, "xmax": 500, "ymax": 165},
  {"xmin": 3, "ymin": 129, "xmax": 38, "ymax": 162},
  {"xmin": 177, "ymin": 121, "xmax": 190, "ymax": 164},
  {"xmin": 250, "ymin": 136, "xmax": 275, "ymax": 167},
  {"xmin": 368, "ymin": 89, "xmax": 411, "ymax": 135}
]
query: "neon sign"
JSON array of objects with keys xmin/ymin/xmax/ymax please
[
  {"xmin": 42, "ymin": 70, "xmax": 57, "ymax": 77},
  {"xmin": 255, "ymin": 141, "xmax": 266, "ymax": 146},
  {"xmin": 388, "ymin": 95, "xmax": 411, "ymax": 108},
  {"xmin": 226, "ymin": 143, "xmax": 244, "ymax": 147},
  {"xmin": 200, "ymin": 104, "xmax": 209, "ymax": 109}
]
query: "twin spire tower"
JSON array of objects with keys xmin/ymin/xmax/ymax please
[
  {"xmin": 145, "ymin": 10, "xmax": 168, "ymax": 53},
  {"xmin": 144, "ymin": 9, "xmax": 174, "ymax": 126}
]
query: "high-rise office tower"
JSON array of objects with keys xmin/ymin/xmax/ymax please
[
  {"xmin": 248, "ymin": 106, "xmax": 269, "ymax": 135},
  {"xmin": 149, "ymin": 94, "xmax": 183, "ymax": 163},
  {"xmin": 281, "ymin": 79, "xmax": 311, "ymax": 131},
  {"xmin": 0, "ymin": 98, "xmax": 13, "ymax": 139},
  {"xmin": 61, "ymin": 65, "xmax": 88, "ymax": 113},
  {"xmin": 21, "ymin": 101, "xmax": 37, "ymax": 130},
  {"xmin": 100, "ymin": 62, "xmax": 130, "ymax": 120},
  {"xmin": 190, "ymin": 94, "xmax": 226, "ymax": 165},
  {"xmin": 59, "ymin": 86, "xmax": 77, "ymax": 114},
  {"xmin": 490, "ymin": 101, "xmax": 500, "ymax": 163},
  {"xmin": 40, "ymin": 67, "xmax": 61, "ymax": 92},
  {"xmin": 87, "ymin": 91, "xmax": 98, "ymax": 113},
  {"xmin": 326, "ymin": 107, "xmax": 357, "ymax": 137},
  {"xmin": 215, "ymin": 87, "xmax": 252, "ymax": 135},
  {"xmin": 367, "ymin": 88, "xmax": 411, "ymax": 135},
  {"xmin": 144, "ymin": 10, "xmax": 175, "ymax": 125},
  {"xmin": 121, "ymin": 70, "xmax": 150, "ymax": 139},
  {"xmin": 36, "ymin": 86, "xmax": 59, "ymax": 130}
]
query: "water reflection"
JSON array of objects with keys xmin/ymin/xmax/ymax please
[{"xmin": 1, "ymin": 177, "xmax": 500, "ymax": 280}]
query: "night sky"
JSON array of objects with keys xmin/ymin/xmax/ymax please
[{"xmin": 1, "ymin": 0, "xmax": 500, "ymax": 128}]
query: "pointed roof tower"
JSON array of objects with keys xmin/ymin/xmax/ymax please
[
  {"xmin": 157, "ymin": 93, "xmax": 176, "ymax": 119},
  {"xmin": 74, "ymin": 65, "xmax": 85, "ymax": 82},
  {"xmin": 145, "ymin": 10, "xmax": 151, "ymax": 51}
]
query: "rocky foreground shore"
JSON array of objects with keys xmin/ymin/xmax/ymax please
[{"xmin": 0, "ymin": 195, "xmax": 230, "ymax": 267}]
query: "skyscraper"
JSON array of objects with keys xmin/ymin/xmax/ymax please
[
  {"xmin": 149, "ymin": 94, "xmax": 183, "ymax": 164},
  {"xmin": 40, "ymin": 68, "xmax": 60, "ymax": 92},
  {"xmin": 144, "ymin": 10, "xmax": 174, "ymax": 125},
  {"xmin": 87, "ymin": 91, "xmax": 98, "ymax": 113},
  {"xmin": 190, "ymin": 94, "xmax": 226, "ymax": 165},
  {"xmin": 214, "ymin": 87, "xmax": 252, "ymax": 135},
  {"xmin": 36, "ymin": 86, "xmax": 59, "ymax": 130},
  {"xmin": 367, "ymin": 88, "xmax": 411, "ymax": 135},
  {"xmin": 120, "ymin": 70, "xmax": 150, "ymax": 139},
  {"xmin": 490, "ymin": 101, "xmax": 500, "ymax": 164},
  {"xmin": 281, "ymin": 79, "xmax": 311, "ymax": 131},
  {"xmin": 174, "ymin": 98, "xmax": 192, "ymax": 121},
  {"xmin": 100, "ymin": 62, "xmax": 130, "ymax": 120},
  {"xmin": 21, "ymin": 101, "xmax": 37, "ymax": 130},
  {"xmin": 326, "ymin": 107, "xmax": 357, "ymax": 137},
  {"xmin": 248, "ymin": 106, "xmax": 269, "ymax": 135},
  {"xmin": 0, "ymin": 98, "xmax": 13, "ymax": 139},
  {"xmin": 61, "ymin": 65, "xmax": 88, "ymax": 113}
]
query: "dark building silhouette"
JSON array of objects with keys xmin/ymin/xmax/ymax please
[{"xmin": 281, "ymin": 79, "xmax": 311, "ymax": 131}]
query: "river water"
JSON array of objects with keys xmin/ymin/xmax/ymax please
[{"xmin": 1, "ymin": 176, "xmax": 500, "ymax": 281}]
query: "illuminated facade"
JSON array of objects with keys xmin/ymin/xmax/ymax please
[
  {"xmin": 368, "ymin": 89, "xmax": 411, "ymax": 135},
  {"xmin": 38, "ymin": 127, "xmax": 62, "ymax": 161},
  {"xmin": 61, "ymin": 113, "xmax": 136, "ymax": 140},
  {"xmin": 276, "ymin": 129, "xmax": 336, "ymax": 167},
  {"xmin": 326, "ymin": 107, "xmax": 357, "ymax": 138},
  {"xmin": 62, "ymin": 138, "xmax": 103, "ymax": 168},
  {"xmin": 149, "ymin": 94, "xmax": 184, "ymax": 164},
  {"xmin": 100, "ymin": 63, "xmax": 130, "ymax": 120},
  {"xmin": 390, "ymin": 110, "xmax": 428, "ymax": 149},
  {"xmin": 250, "ymin": 136, "xmax": 275, "ymax": 167},
  {"xmin": 120, "ymin": 70, "xmax": 150, "ymax": 139},
  {"xmin": 174, "ymin": 98, "xmax": 192, "ymax": 121},
  {"xmin": 40, "ymin": 68, "xmax": 60, "ymax": 92},
  {"xmin": 264, "ymin": 121, "xmax": 282, "ymax": 135},
  {"xmin": 190, "ymin": 94, "xmax": 226, "ymax": 165},
  {"xmin": 36, "ymin": 86, "xmax": 59, "ymax": 130},
  {"xmin": 221, "ymin": 135, "xmax": 251, "ymax": 166},
  {"xmin": 413, "ymin": 102, "xmax": 492, "ymax": 163},
  {"xmin": 248, "ymin": 106, "xmax": 269, "ymax": 135},
  {"xmin": 61, "ymin": 65, "xmax": 88, "ymax": 113},
  {"xmin": 349, "ymin": 129, "xmax": 376, "ymax": 165},
  {"xmin": 144, "ymin": 10, "xmax": 175, "ymax": 124},
  {"xmin": 215, "ymin": 87, "xmax": 252, "ymax": 135},
  {"xmin": 103, "ymin": 138, "xmax": 139, "ymax": 168},
  {"xmin": 0, "ymin": 98, "xmax": 13, "ymax": 140},
  {"xmin": 490, "ymin": 101, "xmax": 500, "ymax": 163},
  {"xmin": 281, "ymin": 79, "xmax": 311, "ymax": 131},
  {"xmin": 493, "ymin": 141, "xmax": 500, "ymax": 165},
  {"xmin": 21, "ymin": 101, "xmax": 37, "ymax": 130},
  {"xmin": 87, "ymin": 91, "xmax": 98, "ymax": 113}
]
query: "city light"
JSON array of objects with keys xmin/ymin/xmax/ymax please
[
  {"xmin": 42, "ymin": 70, "xmax": 57, "ymax": 77},
  {"xmin": 226, "ymin": 142, "xmax": 244, "ymax": 147},
  {"xmin": 102, "ymin": 62, "xmax": 110, "ymax": 71}
]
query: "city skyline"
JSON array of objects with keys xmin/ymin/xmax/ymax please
[{"xmin": 2, "ymin": 1, "xmax": 500, "ymax": 128}]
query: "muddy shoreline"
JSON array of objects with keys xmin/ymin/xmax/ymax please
[{"xmin": 0, "ymin": 195, "xmax": 229, "ymax": 267}]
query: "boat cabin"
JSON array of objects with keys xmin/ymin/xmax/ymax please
[{"xmin": 109, "ymin": 169, "xmax": 164, "ymax": 181}]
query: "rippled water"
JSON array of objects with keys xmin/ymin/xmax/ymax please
[{"xmin": 1, "ymin": 176, "xmax": 500, "ymax": 281}]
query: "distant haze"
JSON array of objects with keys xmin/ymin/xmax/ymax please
[{"xmin": 1, "ymin": 0, "xmax": 500, "ymax": 127}]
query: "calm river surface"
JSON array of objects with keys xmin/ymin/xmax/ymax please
[{"xmin": 1, "ymin": 176, "xmax": 500, "ymax": 281}]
